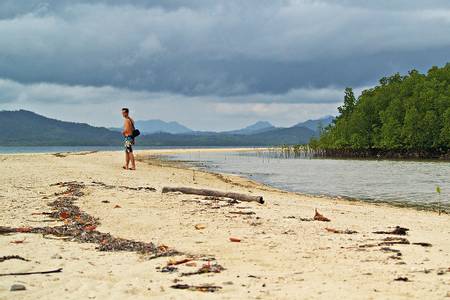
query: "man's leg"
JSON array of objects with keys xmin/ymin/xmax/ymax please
[
  {"xmin": 129, "ymin": 151, "xmax": 136, "ymax": 170},
  {"xmin": 124, "ymin": 151, "xmax": 130, "ymax": 169}
]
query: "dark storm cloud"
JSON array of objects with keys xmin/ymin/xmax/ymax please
[{"xmin": 0, "ymin": 0, "xmax": 449, "ymax": 98}]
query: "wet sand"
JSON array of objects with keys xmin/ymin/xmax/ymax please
[{"xmin": 0, "ymin": 149, "xmax": 449, "ymax": 299}]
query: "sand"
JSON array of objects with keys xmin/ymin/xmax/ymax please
[{"xmin": 0, "ymin": 149, "xmax": 449, "ymax": 299}]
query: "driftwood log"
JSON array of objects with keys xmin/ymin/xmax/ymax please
[{"xmin": 162, "ymin": 187, "xmax": 264, "ymax": 204}]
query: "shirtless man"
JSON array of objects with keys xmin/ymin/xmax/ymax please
[{"xmin": 121, "ymin": 108, "xmax": 136, "ymax": 170}]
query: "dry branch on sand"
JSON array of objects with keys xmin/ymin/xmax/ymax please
[{"xmin": 162, "ymin": 186, "xmax": 264, "ymax": 204}]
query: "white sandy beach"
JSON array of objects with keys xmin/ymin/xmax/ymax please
[{"xmin": 0, "ymin": 149, "xmax": 449, "ymax": 299}]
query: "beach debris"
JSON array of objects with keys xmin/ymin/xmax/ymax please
[
  {"xmin": 10, "ymin": 238, "xmax": 26, "ymax": 244},
  {"xmin": 379, "ymin": 237, "xmax": 410, "ymax": 246},
  {"xmin": 101, "ymin": 200, "xmax": 110, "ymax": 203},
  {"xmin": 0, "ymin": 268, "xmax": 62, "ymax": 277},
  {"xmin": 170, "ymin": 284, "xmax": 222, "ymax": 292},
  {"xmin": 380, "ymin": 247, "xmax": 401, "ymax": 253},
  {"xmin": 0, "ymin": 255, "xmax": 29, "ymax": 263},
  {"xmin": 299, "ymin": 218, "xmax": 314, "ymax": 222},
  {"xmin": 195, "ymin": 224, "xmax": 206, "ymax": 230},
  {"xmin": 162, "ymin": 186, "xmax": 264, "ymax": 204},
  {"xmin": 51, "ymin": 254, "xmax": 63, "ymax": 259},
  {"xmin": 412, "ymin": 242, "xmax": 432, "ymax": 247},
  {"xmin": 373, "ymin": 226, "xmax": 409, "ymax": 235},
  {"xmin": 229, "ymin": 211, "xmax": 256, "ymax": 215},
  {"xmin": 185, "ymin": 262, "xmax": 197, "ymax": 267},
  {"xmin": 114, "ymin": 205, "xmax": 121, "ymax": 208},
  {"xmin": 167, "ymin": 258, "xmax": 193, "ymax": 266},
  {"xmin": 160, "ymin": 266, "xmax": 178, "ymax": 273},
  {"xmin": 181, "ymin": 262, "xmax": 225, "ymax": 276},
  {"xmin": 325, "ymin": 227, "xmax": 357, "ymax": 234},
  {"xmin": 0, "ymin": 181, "xmax": 180, "ymax": 260},
  {"xmin": 314, "ymin": 209, "xmax": 330, "ymax": 222},
  {"xmin": 229, "ymin": 237, "xmax": 241, "ymax": 242},
  {"xmin": 10, "ymin": 284, "xmax": 26, "ymax": 291},
  {"xmin": 91, "ymin": 181, "xmax": 156, "ymax": 192},
  {"xmin": 437, "ymin": 267, "xmax": 450, "ymax": 275},
  {"xmin": 394, "ymin": 277, "xmax": 409, "ymax": 282}
]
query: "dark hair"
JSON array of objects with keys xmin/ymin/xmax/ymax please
[{"xmin": 122, "ymin": 108, "xmax": 129, "ymax": 113}]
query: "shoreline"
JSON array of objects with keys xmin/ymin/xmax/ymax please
[
  {"xmin": 1, "ymin": 150, "xmax": 449, "ymax": 299},
  {"xmin": 147, "ymin": 150, "xmax": 449, "ymax": 215}
]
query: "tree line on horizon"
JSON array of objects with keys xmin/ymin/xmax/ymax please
[{"xmin": 311, "ymin": 63, "xmax": 450, "ymax": 156}]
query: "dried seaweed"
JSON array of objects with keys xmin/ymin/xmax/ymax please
[
  {"xmin": 181, "ymin": 262, "xmax": 225, "ymax": 276},
  {"xmin": 373, "ymin": 226, "xmax": 409, "ymax": 236},
  {"xmin": 1, "ymin": 181, "xmax": 178, "ymax": 258}
]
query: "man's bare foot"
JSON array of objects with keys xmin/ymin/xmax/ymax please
[
  {"xmin": 129, "ymin": 167, "xmax": 136, "ymax": 170},
  {"xmin": 122, "ymin": 166, "xmax": 128, "ymax": 170}
]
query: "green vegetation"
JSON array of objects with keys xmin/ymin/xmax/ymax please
[{"xmin": 311, "ymin": 63, "xmax": 450, "ymax": 158}]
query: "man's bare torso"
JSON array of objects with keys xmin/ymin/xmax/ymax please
[{"xmin": 123, "ymin": 117, "xmax": 134, "ymax": 136}]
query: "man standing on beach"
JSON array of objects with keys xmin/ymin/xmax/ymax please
[{"xmin": 122, "ymin": 108, "xmax": 136, "ymax": 170}]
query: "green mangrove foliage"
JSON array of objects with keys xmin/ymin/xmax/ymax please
[{"xmin": 311, "ymin": 63, "xmax": 450, "ymax": 155}]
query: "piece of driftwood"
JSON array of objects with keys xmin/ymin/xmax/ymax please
[
  {"xmin": 0, "ymin": 268, "xmax": 62, "ymax": 277},
  {"xmin": 162, "ymin": 187, "xmax": 264, "ymax": 204}
]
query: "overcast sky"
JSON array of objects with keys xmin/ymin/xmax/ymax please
[{"xmin": 0, "ymin": 1, "xmax": 449, "ymax": 130}]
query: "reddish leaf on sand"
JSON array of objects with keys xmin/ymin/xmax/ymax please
[
  {"xmin": 11, "ymin": 239, "xmax": 26, "ymax": 244},
  {"xmin": 59, "ymin": 211, "xmax": 70, "ymax": 219},
  {"xmin": 83, "ymin": 225, "xmax": 97, "ymax": 232},
  {"xmin": 229, "ymin": 237, "xmax": 241, "ymax": 242},
  {"xmin": 314, "ymin": 209, "xmax": 331, "ymax": 222},
  {"xmin": 15, "ymin": 227, "xmax": 32, "ymax": 233},
  {"xmin": 114, "ymin": 205, "xmax": 121, "ymax": 209},
  {"xmin": 158, "ymin": 244, "xmax": 169, "ymax": 252}
]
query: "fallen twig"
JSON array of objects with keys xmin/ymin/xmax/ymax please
[
  {"xmin": 170, "ymin": 284, "xmax": 222, "ymax": 292},
  {"xmin": 0, "ymin": 255, "xmax": 29, "ymax": 263},
  {"xmin": 0, "ymin": 268, "xmax": 62, "ymax": 277},
  {"xmin": 412, "ymin": 242, "xmax": 432, "ymax": 247}
]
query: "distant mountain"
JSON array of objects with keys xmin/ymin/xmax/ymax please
[
  {"xmin": 294, "ymin": 115, "xmax": 334, "ymax": 132},
  {"xmin": 134, "ymin": 119, "xmax": 192, "ymax": 134},
  {"xmin": 0, "ymin": 110, "xmax": 121, "ymax": 146},
  {"xmin": 111, "ymin": 119, "xmax": 192, "ymax": 134},
  {"xmin": 224, "ymin": 121, "xmax": 275, "ymax": 135},
  {"xmin": 0, "ymin": 110, "xmax": 317, "ymax": 146},
  {"xmin": 139, "ymin": 125, "xmax": 316, "ymax": 146}
]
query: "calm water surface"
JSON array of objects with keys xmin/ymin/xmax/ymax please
[{"xmin": 166, "ymin": 151, "xmax": 450, "ymax": 212}]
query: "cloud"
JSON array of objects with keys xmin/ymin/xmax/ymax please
[
  {"xmin": 0, "ymin": 1, "xmax": 448, "ymax": 97},
  {"xmin": 0, "ymin": 78, "xmax": 349, "ymax": 130}
]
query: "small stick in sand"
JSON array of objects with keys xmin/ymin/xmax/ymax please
[{"xmin": 0, "ymin": 268, "xmax": 62, "ymax": 277}]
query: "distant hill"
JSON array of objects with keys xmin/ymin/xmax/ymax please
[
  {"xmin": 294, "ymin": 116, "xmax": 334, "ymax": 133},
  {"xmin": 224, "ymin": 121, "xmax": 275, "ymax": 135},
  {"xmin": 0, "ymin": 110, "xmax": 121, "ymax": 146},
  {"xmin": 139, "ymin": 126, "xmax": 316, "ymax": 146},
  {"xmin": 111, "ymin": 119, "xmax": 192, "ymax": 134},
  {"xmin": 0, "ymin": 110, "xmax": 317, "ymax": 146}
]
